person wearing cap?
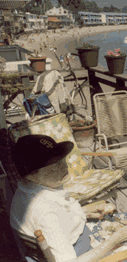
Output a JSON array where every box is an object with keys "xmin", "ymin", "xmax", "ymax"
[{"xmin": 10, "ymin": 135, "xmax": 92, "ymax": 262}]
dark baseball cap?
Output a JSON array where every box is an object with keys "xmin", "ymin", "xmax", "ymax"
[{"xmin": 12, "ymin": 135, "xmax": 74, "ymax": 177}]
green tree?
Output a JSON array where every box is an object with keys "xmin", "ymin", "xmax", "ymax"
[
  {"xmin": 57, "ymin": 0, "xmax": 85, "ymax": 11},
  {"xmin": 109, "ymin": 4, "xmax": 120, "ymax": 12},
  {"xmin": 44, "ymin": 0, "xmax": 53, "ymax": 12},
  {"xmin": 102, "ymin": 4, "xmax": 120, "ymax": 13},
  {"xmin": 122, "ymin": 6, "xmax": 127, "ymax": 13},
  {"xmin": 102, "ymin": 6, "xmax": 110, "ymax": 12},
  {"xmin": 20, "ymin": 0, "xmax": 53, "ymax": 14},
  {"xmin": 57, "ymin": 0, "xmax": 101, "ymax": 12},
  {"xmin": 84, "ymin": 1, "xmax": 101, "ymax": 12}
]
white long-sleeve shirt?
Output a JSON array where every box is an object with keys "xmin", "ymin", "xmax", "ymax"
[{"xmin": 10, "ymin": 181, "xmax": 86, "ymax": 262}]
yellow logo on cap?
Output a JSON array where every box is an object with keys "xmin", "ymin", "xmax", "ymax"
[{"xmin": 40, "ymin": 139, "xmax": 53, "ymax": 148}]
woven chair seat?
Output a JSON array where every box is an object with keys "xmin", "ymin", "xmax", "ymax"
[
  {"xmin": 109, "ymin": 147, "xmax": 127, "ymax": 169},
  {"xmin": 94, "ymin": 91, "xmax": 127, "ymax": 169},
  {"xmin": 95, "ymin": 93, "xmax": 127, "ymax": 137}
]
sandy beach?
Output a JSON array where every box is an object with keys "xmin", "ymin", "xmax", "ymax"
[
  {"xmin": 11, "ymin": 23, "xmax": 127, "ymax": 107},
  {"xmin": 14, "ymin": 24, "xmax": 127, "ymax": 70}
]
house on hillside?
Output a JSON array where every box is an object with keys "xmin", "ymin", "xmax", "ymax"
[
  {"xmin": 46, "ymin": 6, "xmax": 75, "ymax": 29},
  {"xmin": 18, "ymin": 12, "xmax": 48, "ymax": 32}
]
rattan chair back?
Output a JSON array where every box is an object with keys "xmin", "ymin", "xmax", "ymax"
[
  {"xmin": 94, "ymin": 91, "xmax": 127, "ymax": 169},
  {"xmin": 94, "ymin": 91, "xmax": 127, "ymax": 139}
]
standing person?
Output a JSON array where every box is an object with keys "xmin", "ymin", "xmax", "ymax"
[{"xmin": 10, "ymin": 134, "xmax": 92, "ymax": 262}]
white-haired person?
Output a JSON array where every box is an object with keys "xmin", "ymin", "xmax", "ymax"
[{"xmin": 10, "ymin": 135, "xmax": 92, "ymax": 262}]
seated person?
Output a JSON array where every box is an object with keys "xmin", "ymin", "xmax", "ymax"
[{"xmin": 10, "ymin": 134, "xmax": 92, "ymax": 262}]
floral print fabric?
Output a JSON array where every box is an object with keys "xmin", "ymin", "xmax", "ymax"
[
  {"xmin": 63, "ymin": 169, "xmax": 123, "ymax": 203},
  {"xmin": 9, "ymin": 113, "xmax": 124, "ymax": 203}
]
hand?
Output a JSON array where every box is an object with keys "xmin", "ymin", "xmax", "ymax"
[{"xmin": 82, "ymin": 200, "xmax": 116, "ymax": 220}]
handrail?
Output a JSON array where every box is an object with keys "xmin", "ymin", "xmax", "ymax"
[
  {"xmin": 0, "ymin": 67, "xmax": 86, "ymax": 78},
  {"xmin": 87, "ymin": 66, "xmax": 127, "ymax": 95},
  {"xmin": 88, "ymin": 66, "xmax": 127, "ymax": 84},
  {"xmin": 88, "ymin": 66, "xmax": 127, "ymax": 80}
]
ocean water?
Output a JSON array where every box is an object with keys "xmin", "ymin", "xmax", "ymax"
[{"xmin": 65, "ymin": 30, "xmax": 127, "ymax": 70}]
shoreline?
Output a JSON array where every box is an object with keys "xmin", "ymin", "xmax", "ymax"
[
  {"xmin": 16, "ymin": 24, "xmax": 127, "ymax": 47},
  {"xmin": 15, "ymin": 24, "xmax": 127, "ymax": 70}
]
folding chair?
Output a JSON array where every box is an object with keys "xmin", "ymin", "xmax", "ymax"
[
  {"xmin": 0, "ymin": 116, "xmax": 126, "ymax": 262},
  {"xmin": 0, "ymin": 128, "xmax": 48, "ymax": 262},
  {"xmin": 8, "ymin": 113, "xmax": 124, "ymax": 205},
  {"xmin": 93, "ymin": 91, "xmax": 127, "ymax": 170},
  {"xmin": 12, "ymin": 228, "xmax": 48, "ymax": 262}
]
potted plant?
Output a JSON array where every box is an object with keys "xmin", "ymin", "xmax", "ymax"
[
  {"xmin": 28, "ymin": 50, "xmax": 47, "ymax": 73},
  {"xmin": 69, "ymin": 117, "xmax": 97, "ymax": 148},
  {"xmin": 104, "ymin": 48, "xmax": 126, "ymax": 75},
  {"xmin": 76, "ymin": 42, "xmax": 100, "ymax": 68}
]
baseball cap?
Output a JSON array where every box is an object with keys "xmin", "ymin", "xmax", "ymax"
[{"xmin": 12, "ymin": 135, "xmax": 74, "ymax": 177}]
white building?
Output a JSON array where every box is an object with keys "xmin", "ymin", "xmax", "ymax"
[
  {"xmin": 46, "ymin": 6, "xmax": 75, "ymax": 28},
  {"xmin": 78, "ymin": 12, "xmax": 127, "ymax": 26},
  {"xmin": 19, "ymin": 12, "xmax": 48, "ymax": 32},
  {"xmin": 78, "ymin": 12, "xmax": 103, "ymax": 26},
  {"xmin": 101, "ymin": 12, "xmax": 127, "ymax": 25}
]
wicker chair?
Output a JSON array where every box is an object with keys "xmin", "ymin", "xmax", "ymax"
[
  {"xmin": 8, "ymin": 113, "xmax": 124, "ymax": 205},
  {"xmin": 93, "ymin": 91, "xmax": 127, "ymax": 170},
  {"xmin": 0, "ymin": 116, "xmax": 125, "ymax": 262}
]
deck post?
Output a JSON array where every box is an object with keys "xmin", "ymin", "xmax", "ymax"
[
  {"xmin": 116, "ymin": 78, "xmax": 126, "ymax": 91},
  {"xmin": 88, "ymin": 69, "xmax": 96, "ymax": 116},
  {"xmin": 88, "ymin": 68, "xmax": 102, "ymax": 116},
  {"xmin": 88, "ymin": 68, "xmax": 95, "ymax": 86}
]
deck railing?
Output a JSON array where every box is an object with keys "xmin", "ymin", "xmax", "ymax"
[
  {"xmin": 2, "ymin": 66, "xmax": 127, "ymax": 116},
  {"xmin": 88, "ymin": 66, "xmax": 127, "ymax": 92},
  {"xmin": 87, "ymin": 66, "xmax": 127, "ymax": 115}
]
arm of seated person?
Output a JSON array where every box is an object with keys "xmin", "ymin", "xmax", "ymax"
[
  {"xmin": 42, "ymin": 212, "xmax": 77, "ymax": 262},
  {"xmin": 81, "ymin": 201, "xmax": 116, "ymax": 219}
]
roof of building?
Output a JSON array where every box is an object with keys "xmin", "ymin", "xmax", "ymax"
[
  {"xmin": 48, "ymin": 17, "xmax": 61, "ymax": 22},
  {"xmin": 78, "ymin": 12, "xmax": 101, "ymax": 15},
  {"xmin": 0, "ymin": 44, "xmax": 32, "ymax": 54},
  {"xmin": 48, "ymin": 17, "xmax": 60, "ymax": 20},
  {"xmin": 78, "ymin": 11, "xmax": 127, "ymax": 16}
]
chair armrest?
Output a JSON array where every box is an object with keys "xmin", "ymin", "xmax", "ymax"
[
  {"xmin": 81, "ymin": 152, "xmax": 115, "ymax": 157},
  {"xmin": 98, "ymin": 250, "xmax": 127, "ymax": 262},
  {"xmin": 95, "ymin": 133, "xmax": 109, "ymax": 151},
  {"xmin": 69, "ymin": 226, "xmax": 127, "ymax": 262},
  {"xmin": 35, "ymin": 230, "xmax": 56, "ymax": 262}
]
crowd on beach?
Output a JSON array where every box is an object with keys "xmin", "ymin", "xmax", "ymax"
[
  {"xmin": 15, "ymin": 24, "xmax": 127, "ymax": 51},
  {"xmin": 13, "ymin": 23, "xmax": 127, "ymax": 69}
]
